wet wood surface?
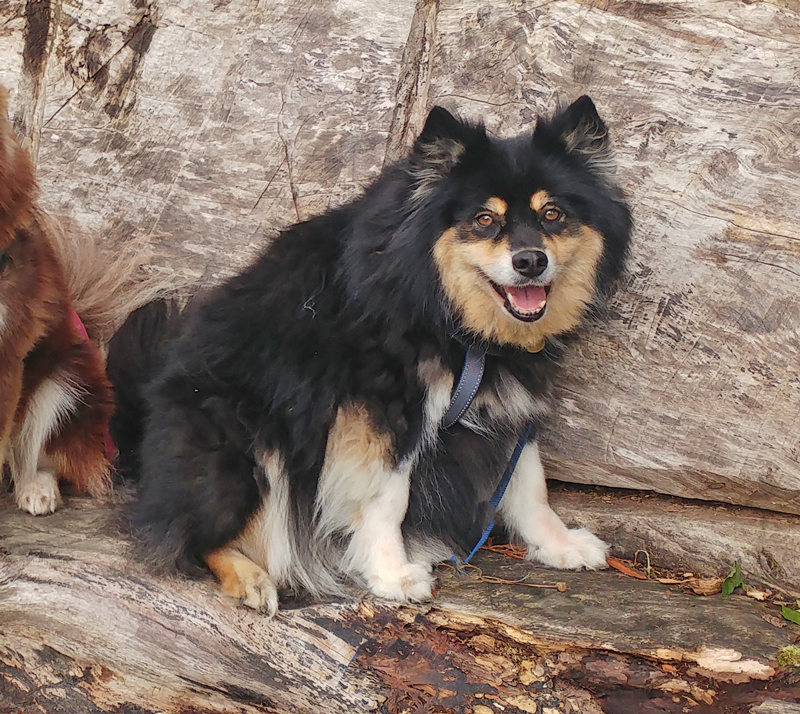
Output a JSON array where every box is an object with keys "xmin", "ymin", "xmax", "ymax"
[
  {"xmin": 0, "ymin": 0, "xmax": 798, "ymax": 514},
  {"xmin": 1, "ymin": 497, "xmax": 799, "ymax": 714}
]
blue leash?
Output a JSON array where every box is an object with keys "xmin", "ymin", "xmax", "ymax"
[
  {"xmin": 442, "ymin": 346, "xmax": 534, "ymax": 564},
  {"xmin": 461, "ymin": 417, "xmax": 534, "ymax": 564}
]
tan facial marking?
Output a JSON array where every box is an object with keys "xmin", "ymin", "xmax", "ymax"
[
  {"xmin": 484, "ymin": 197, "xmax": 508, "ymax": 216},
  {"xmin": 538, "ymin": 225, "xmax": 604, "ymax": 334},
  {"xmin": 434, "ymin": 224, "xmax": 605, "ymax": 351},
  {"xmin": 530, "ymin": 190, "xmax": 552, "ymax": 212}
]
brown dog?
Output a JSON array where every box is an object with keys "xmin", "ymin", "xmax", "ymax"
[{"xmin": 0, "ymin": 86, "xmax": 169, "ymax": 514}]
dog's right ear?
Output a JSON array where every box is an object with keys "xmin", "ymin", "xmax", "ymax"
[
  {"xmin": 408, "ymin": 107, "xmax": 485, "ymax": 202},
  {"xmin": 0, "ymin": 86, "xmax": 35, "ymax": 238}
]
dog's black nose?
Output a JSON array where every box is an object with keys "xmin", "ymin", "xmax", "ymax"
[{"xmin": 512, "ymin": 250, "xmax": 548, "ymax": 278}]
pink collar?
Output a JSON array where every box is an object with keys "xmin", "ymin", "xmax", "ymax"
[{"xmin": 69, "ymin": 306, "xmax": 117, "ymax": 463}]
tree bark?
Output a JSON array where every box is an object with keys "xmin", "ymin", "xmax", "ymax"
[
  {"xmin": 0, "ymin": 0, "xmax": 797, "ymax": 514},
  {"xmin": 2, "ymin": 498, "xmax": 799, "ymax": 713}
]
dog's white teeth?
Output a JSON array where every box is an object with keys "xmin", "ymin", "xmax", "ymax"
[{"xmin": 505, "ymin": 285, "xmax": 547, "ymax": 314}]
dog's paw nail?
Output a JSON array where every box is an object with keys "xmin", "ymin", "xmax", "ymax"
[{"xmin": 241, "ymin": 573, "xmax": 279, "ymax": 616}]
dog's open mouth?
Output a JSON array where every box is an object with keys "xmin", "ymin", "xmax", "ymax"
[{"xmin": 490, "ymin": 282, "xmax": 551, "ymax": 322}]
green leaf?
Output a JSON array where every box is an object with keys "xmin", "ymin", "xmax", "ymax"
[
  {"xmin": 781, "ymin": 605, "xmax": 800, "ymax": 626},
  {"xmin": 721, "ymin": 562, "xmax": 745, "ymax": 597}
]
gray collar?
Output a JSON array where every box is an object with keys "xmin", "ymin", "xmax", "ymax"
[{"xmin": 441, "ymin": 347, "xmax": 486, "ymax": 429}]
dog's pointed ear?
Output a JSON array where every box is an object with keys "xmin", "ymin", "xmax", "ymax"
[
  {"xmin": 417, "ymin": 106, "xmax": 463, "ymax": 145},
  {"xmin": 409, "ymin": 106, "xmax": 483, "ymax": 202},
  {"xmin": 550, "ymin": 95, "xmax": 615, "ymax": 180}
]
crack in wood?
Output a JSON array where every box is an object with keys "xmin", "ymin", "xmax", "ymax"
[
  {"xmin": 383, "ymin": 0, "xmax": 439, "ymax": 165},
  {"xmin": 45, "ymin": 2, "xmax": 160, "ymax": 126},
  {"xmin": 12, "ymin": 0, "xmax": 60, "ymax": 162}
]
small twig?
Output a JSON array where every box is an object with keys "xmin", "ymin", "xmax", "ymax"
[
  {"xmin": 634, "ymin": 550, "xmax": 653, "ymax": 579},
  {"xmin": 480, "ymin": 543, "xmax": 528, "ymax": 560},
  {"xmin": 463, "ymin": 563, "xmax": 567, "ymax": 592}
]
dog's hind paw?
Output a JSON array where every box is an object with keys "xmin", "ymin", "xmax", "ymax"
[
  {"xmin": 239, "ymin": 570, "xmax": 279, "ymax": 616},
  {"xmin": 527, "ymin": 527, "xmax": 610, "ymax": 570},
  {"xmin": 206, "ymin": 548, "xmax": 280, "ymax": 617},
  {"xmin": 367, "ymin": 562, "xmax": 435, "ymax": 603},
  {"xmin": 15, "ymin": 470, "xmax": 62, "ymax": 516}
]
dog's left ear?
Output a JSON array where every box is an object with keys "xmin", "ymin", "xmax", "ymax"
[
  {"xmin": 550, "ymin": 95, "xmax": 615, "ymax": 181},
  {"xmin": 408, "ymin": 107, "xmax": 485, "ymax": 201}
]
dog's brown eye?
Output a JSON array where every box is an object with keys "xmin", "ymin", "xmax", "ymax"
[
  {"xmin": 543, "ymin": 207, "xmax": 562, "ymax": 222},
  {"xmin": 475, "ymin": 213, "xmax": 494, "ymax": 227}
]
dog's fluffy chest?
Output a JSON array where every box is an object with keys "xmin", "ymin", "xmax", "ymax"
[{"xmin": 418, "ymin": 357, "xmax": 549, "ymax": 442}]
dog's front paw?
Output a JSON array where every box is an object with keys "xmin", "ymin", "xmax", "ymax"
[
  {"xmin": 367, "ymin": 562, "xmax": 435, "ymax": 603},
  {"xmin": 15, "ymin": 470, "xmax": 62, "ymax": 516},
  {"xmin": 527, "ymin": 527, "xmax": 609, "ymax": 570}
]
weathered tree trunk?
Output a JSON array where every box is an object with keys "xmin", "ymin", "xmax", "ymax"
[
  {"xmin": 1, "ymin": 1, "xmax": 800, "ymax": 708},
  {"xmin": 0, "ymin": 0, "xmax": 797, "ymax": 515},
  {"xmin": 1, "ymin": 498, "xmax": 799, "ymax": 714}
]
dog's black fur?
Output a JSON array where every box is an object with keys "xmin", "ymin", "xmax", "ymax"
[{"xmin": 114, "ymin": 96, "xmax": 632, "ymax": 605}]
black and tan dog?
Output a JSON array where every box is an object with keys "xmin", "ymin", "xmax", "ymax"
[{"xmin": 118, "ymin": 96, "xmax": 632, "ymax": 614}]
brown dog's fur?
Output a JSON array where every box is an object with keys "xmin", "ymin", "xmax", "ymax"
[{"xmin": 0, "ymin": 86, "xmax": 171, "ymax": 514}]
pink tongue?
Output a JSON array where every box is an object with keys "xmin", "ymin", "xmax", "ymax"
[{"xmin": 505, "ymin": 285, "xmax": 547, "ymax": 312}]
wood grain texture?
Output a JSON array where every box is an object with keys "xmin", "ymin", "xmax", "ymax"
[
  {"xmin": 0, "ymin": 0, "xmax": 416, "ymax": 281},
  {"xmin": 1, "ymin": 498, "xmax": 798, "ymax": 713},
  {"xmin": 0, "ymin": 1, "xmax": 797, "ymax": 512},
  {"xmin": 428, "ymin": 0, "xmax": 800, "ymax": 513},
  {"xmin": 549, "ymin": 488, "xmax": 800, "ymax": 597}
]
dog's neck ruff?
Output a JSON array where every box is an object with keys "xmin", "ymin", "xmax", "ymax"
[
  {"xmin": 69, "ymin": 306, "xmax": 117, "ymax": 463},
  {"xmin": 443, "ymin": 345, "xmax": 535, "ymax": 565}
]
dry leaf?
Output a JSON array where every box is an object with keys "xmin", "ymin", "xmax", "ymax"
[
  {"xmin": 469, "ymin": 634, "xmax": 497, "ymax": 652},
  {"xmin": 607, "ymin": 557, "xmax": 648, "ymax": 580},
  {"xmin": 746, "ymin": 589, "xmax": 769, "ymax": 601},
  {"xmin": 519, "ymin": 659, "xmax": 547, "ymax": 685},
  {"xmin": 761, "ymin": 613, "xmax": 786, "ymax": 628},
  {"xmin": 505, "ymin": 694, "xmax": 540, "ymax": 713},
  {"xmin": 686, "ymin": 577, "xmax": 724, "ymax": 596}
]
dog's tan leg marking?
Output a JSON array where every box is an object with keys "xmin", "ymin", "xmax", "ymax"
[
  {"xmin": 205, "ymin": 547, "xmax": 279, "ymax": 616},
  {"xmin": 318, "ymin": 405, "xmax": 435, "ymax": 603}
]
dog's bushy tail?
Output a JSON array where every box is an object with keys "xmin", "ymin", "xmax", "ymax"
[
  {"xmin": 106, "ymin": 298, "xmax": 184, "ymax": 480},
  {"xmin": 41, "ymin": 213, "xmax": 180, "ymax": 347}
]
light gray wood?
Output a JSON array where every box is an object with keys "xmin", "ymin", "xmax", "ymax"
[
  {"xmin": 550, "ymin": 489, "xmax": 800, "ymax": 596},
  {"xmin": 428, "ymin": 0, "xmax": 800, "ymax": 514},
  {"xmin": 752, "ymin": 701, "xmax": 800, "ymax": 714},
  {"xmin": 1, "ymin": 498, "xmax": 797, "ymax": 713},
  {"xmin": 0, "ymin": 2, "xmax": 798, "ymax": 508}
]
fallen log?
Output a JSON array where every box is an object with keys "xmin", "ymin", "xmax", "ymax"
[{"xmin": 1, "ymin": 496, "xmax": 798, "ymax": 713}]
